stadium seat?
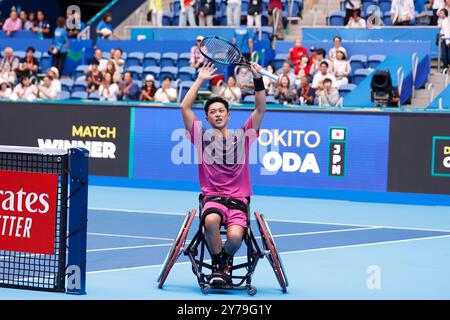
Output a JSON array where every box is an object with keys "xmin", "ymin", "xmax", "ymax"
[
  {"xmin": 103, "ymin": 52, "xmax": 110, "ymax": 59},
  {"xmin": 143, "ymin": 66, "xmax": 161, "ymax": 80},
  {"xmin": 367, "ymin": 55, "xmax": 386, "ymax": 69},
  {"xmin": 34, "ymin": 51, "xmax": 42, "ymax": 60},
  {"xmin": 60, "ymin": 78, "xmax": 74, "ymax": 92},
  {"xmin": 126, "ymin": 65, "xmax": 144, "ymax": 80},
  {"xmin": 383, "ymin": 12, "xmax": 393, "ymax": 26},
  {"xmin": 163, "ymin": 12, "xmax": 173, "ymax": 26},
  {"xmin": 266, "ymin": 96, "xmax": 277, "ymax": 104},
  {"xmin": 15, "ymin": 50, "xmax": 26, "ymax": 59},
  {"xmin": 352, "ymin": 68, "xmax": 373, "ymax": 85},
  {"xmin": 416, "ymin": 10, "xmax": 433, "ymax": 25},
  {"xmin": 242, "ymin": 0, "xmax": 249, "ymax": 14},
  {"xmin": 178, "ymin": 66, "xmax": 196, "ymax": 81},
  {"xmin": 362, "ymin": 1, "xmax": 377, "ymax": 15},
  {"xmin": 243, "ymin": 95, "xmax": 255, "ymax": 103},
  {"xmin": 338, "ymin": 84, "xmax": 357, "ymax": 97},
  {"xmin": 39, "ymin": 52, "xmax": 52, "ymax": 73},
  {"xmin": 179, "ymin": 80, "xmax": 194, "ymax": 101},
  {"xmin": 126, "ymin": 52, "xmax": 144, "ymax": 68},
  {"xmin": 178, "ymin": 52, "xmax": 191, "ymax": 68},
  {"xmin": 133, "ymin": 80, "xmax": 143, "ymax": 88},
  {"xmin": 60, "ymin": 90, "xmax": 70, "ymax": 100},
  {"xmin": 262, "ymin": 13, "xmax": 269, "ymax": 26},
  {"xmin": 72, "ymin": 65, "xmax": 88, "ymax": 80},
  {"xmin": 161, "ymin": 52, "xmax": 178, "ymax": 68},
  {"xmin": 273, "ymin": 53, "xmax": 288, "ymax": 71},
  {"xmin": 71, "ymin": 91, "xmax": 88, "ymax": 100},
  {"xmin": 89, "ymin": 91, "xmax": 100, "ymax": 101},
  {"xmin": 72, "ymin": 80, "xmax": 87, "ymax": 93},
  {"xmin": 172, "ymin": 14, "xmax": 180, "ymax": 26},
  {"xmin": 143, "ymin": 52, "xmax": 161, "ymax": 68},
  {"xmin": 159, "ymin": 66, "xmax": 178, "ymax": 80},
  {"xmin": 328, "ymin": 11, "xmax": 345, "ymax": 26},
  {"xmin": 379, "ymin": 0, "xmax": 392, "ymax": 14},
  {"xmin": 350, "ymin": 55, "xmax": 368, "ymax": 72}
]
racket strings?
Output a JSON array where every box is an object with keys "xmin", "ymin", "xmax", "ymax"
[{"xmin": 200, "ymin": 37, "xmax": 241, "ymax": 65}]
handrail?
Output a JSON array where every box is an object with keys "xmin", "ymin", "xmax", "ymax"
[
  {"xmin": 443, "ymin": 68, "xmax": 449, "ymax": 88},
  {"xmin": 439, "ymin": 97, "xmax": 443, "ymax": 110},
  {"xmin": 412, "ymin": 52, "xmax": 419, "ymax": 98},
  {"xmin": 87, "ymin": 0, "xmax": 119, "ymax": 26},
  {"xmin": 313, "ymin": 8, "xmax": 318, "ymax": 26},
  {"xmin": 78, "ymin": 25, "xmax": 90, "ymax": 40},
  {"xmin": 427, "ymin": 83, "xmax": 435, "ymax": 104},
  {"xmin": 397, "ymin": 67, "xmax": 404, "ymax": 107},
  {"xmin": 273, "ymin": 8, "xmax": 281, "ymax": 49},
  {"xmin": 336, "ymin": 96, "xmax": 344, "ymax": 108},
  {"xmin": 438, "ymin": 35, "xmax": 442, "ymax": 73}
]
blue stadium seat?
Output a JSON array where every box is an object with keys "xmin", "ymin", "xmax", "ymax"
[
  {"xmin": 60, "ymin": 78, "xmax": 74, "ymax": 92},
  {"xmin": 15, "ymin": 50, "xmax": 26, "ymax": 59},
  {"xmin": 338, "ymin": 84, "xmax": 357, "ymax": 97},
  {"xmin": 362, "ymin": 1, "xmax": 377, "ymax": 15},
  {"xmin": 367, "ymin": 54, "xmax": 386, "ymax": 69},
  {"xmin": 126, "ymin": 52, "xmax": 144, "ymax": 68},
  {"xmin": 143, "ymin": 52, "xmax": 161, "ymax": 68},
  {"xmin": 163, "ymin": 12, "xmax": 173, "ymax": 26},
  {"xmin": 379, "ymin": 0, "xmax": 392, "ymax": 14},
  {"xmin": 71, "ymin": 91, "xmax": 88, "ymax": 100},
  {"xmin": 161, "ymin": 52, "xmax": 178, "ymax": 68},
  {"xmin": 89, "ymin": 91, "xmax": 100, "ymax": 101},
  {"xmin": 133, "ymin": 80, "xmax": 143, "ymax": 89},
  {"xmin": 103, "ymin": 52, "xmax": 110, "ymax": 59},
  {"xmin": 60, "ymin": 90, "xmax": 70, "ymax": 100},
  {"xmin": 273, "ymin": 53, "xmax": 288, "ymax": 71},
  {"xmin": 39, "ymin": 52, "xmax": 52, "ymax": 73},
  {"xmin": 159, "ymin": 66, "xmax": 178, "ymax": 80},
  {"xmin": 328, "ymin": 11, "xmax": 345, "ymax": 26},
  {"xmin": 179, "ymin": 80, "xmax": 194, "ymax": 101},
  {"xmin": 72, "ymin": 80, "xmax": 87, "ymax": 93},
  {"xmin": 352, "ymin": 68, "xmax": 373, "ymax": 85},
  {"xmin": 266, "ymin": 96, "xmax": 277, "ymax": 104},
  {"xmin": 350, "ymin": 55, "xmax": 368, "ymax": 72},
  {"xmin": 383, "ymin": 12, "xmax": 393, "ymax": 26},
  {"xmin": 172, "ymin": 14, "xmax": 180, "ymax": 26},
  {"xmin": 243, "ymin": 95, "xmax": 255, "ymax": 103},
  {"xmin": 242, "ymin": 0, "xmax": 249, "ymax": 14},
  {"xmin": 126, "ymin": 66, "xmax": 144, "ymax": 80},
  {"xmin": 143, "ymin": 66, "xmax": 161, "ymax": 81},
  {"xmin": 72, "ymin": 65, "xmax": 88, "ymax": 80},
  {"xmin": 34, "ymin": 51, "xmax": 42, "ymax": 60},
  {"xmin": 262, "ymin": 14, "xmax": 269, "ymax": 26},
  {"xmin": 178, "ymin": 66, "xmax": 196, "ymax": 81},
  {"xmin": 178, "ymin": 52, "xmax": 191, "ymax": 68}
]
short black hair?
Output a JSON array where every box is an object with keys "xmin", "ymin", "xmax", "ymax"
[
  {"xmin": 163, "ymin": 76, "xmax": 172, "ymax": 81},
  {"xmin": 26, "ymin": 47, "xmax": 35, "ymax": 53},
  {"xmin": 320, "ymin": 61, "xmax": 329, "ymax": 68},
  {"xmin": 323, "ymin": 78, "xmax": 332, "ymax": 84},
  {"xmin": 333, "ymin": 36, "xmax": 342, "ymax": 42},
  {"xmin": 316, "ymin": 48, "xmax": 326, "ymax": 56},
  {"xmin": 204, "ymin": 97, "xmax": 229, "ymax": 115},
  {"xmin": 90, "ymin": 58, "xmax": 100, "ymax": 65}
]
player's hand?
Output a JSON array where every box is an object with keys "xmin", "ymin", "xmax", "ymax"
[
  {"xmin": 198, "ymin": 62, "xmax": 217, "ymax": 81},
  {"xmin": 250, "ymin": 62, "xmax": 262, "ymax": 79}
]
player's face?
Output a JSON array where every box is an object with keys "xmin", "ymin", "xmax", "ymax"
[{"xmin": 206, "ymin": 102, "xmax": 230, "ymax": 130}]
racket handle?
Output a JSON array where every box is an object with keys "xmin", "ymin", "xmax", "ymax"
[{"xmin": 258, "ymin": 68, "xmax": 279, "ymax": 81}]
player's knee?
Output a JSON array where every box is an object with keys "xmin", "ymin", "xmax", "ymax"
[
  {"xmin": 203, "ymin": 213, "xmax": 221, "ymax": 231},
  {"xmin": 227, "ymin": 229, "xmax": 243, "ymax": 244}
]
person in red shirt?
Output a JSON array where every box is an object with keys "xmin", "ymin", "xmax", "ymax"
[{"xmin": 288, "ymin": 39, "xmax": 308, "ymax": 67}]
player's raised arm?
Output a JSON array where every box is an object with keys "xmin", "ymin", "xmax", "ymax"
[
  {"xmin": 180, "ymin": 62, "xmax": 217, "ymax": 131},
  {"xmin": 249, "ymin": 62, "xmax": 267, "ymax": 131}
]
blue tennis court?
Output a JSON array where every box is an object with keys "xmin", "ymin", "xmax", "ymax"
[{"xmin": 1, "ymin": 186, "xmax": 450, "ymax": 300}]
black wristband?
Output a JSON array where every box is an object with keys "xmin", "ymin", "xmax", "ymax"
[{"xmin": 253, "ymin": 76, "xmax": 265, "ymax": 92}]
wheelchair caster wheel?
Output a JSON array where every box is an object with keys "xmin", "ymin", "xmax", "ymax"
[
  {"xmin": 247, "ymin": 285, "xmax": 257, "ymax": 296},
  {"xmin": 201, "ymin": 284, "xmax": 211, "ymax": 294}
]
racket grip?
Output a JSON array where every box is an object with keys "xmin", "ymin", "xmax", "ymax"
[{"xmin": 258, "ymin": 68, "xmax": 279, "ymax": 81}]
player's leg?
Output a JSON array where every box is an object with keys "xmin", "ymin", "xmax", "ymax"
[
  {"xmin": 224, "ymin": 225, "xmax": 244, "ymax": 256},
  {"xmin": 247, "ymin": 14, "xmax": 254, "ymax": 28},
  {"xmin": 204, "ymin": 213, "xmax": 222, "ymax": 257}
]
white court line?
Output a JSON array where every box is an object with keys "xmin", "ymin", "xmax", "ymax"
[
  {"xmin": 87, "ymin": 243, "xmax": 174, "ymax": 253},
  {"xmin": 88, "ymin": 232, "xmax": 174, "ymax": 241},
  {"xmin": 88, "ymin": 206, "xmax": 450, "ymax": 233},
  {"xmin": 87, "ymin": 234, "xmax": 450, "ymax": 274}
]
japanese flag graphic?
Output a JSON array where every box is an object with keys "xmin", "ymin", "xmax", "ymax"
[{"xmin": 331, "ymin": 129, "xmax": 346, "ymax": 141}]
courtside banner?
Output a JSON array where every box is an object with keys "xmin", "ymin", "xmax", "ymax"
[
  {"xmin": 0, "ymin": 170, "xmax": 58, "ymax": 254},
  {"xmin": 0, "ymin": 102, "xmax": 130, "ymax": 177}
]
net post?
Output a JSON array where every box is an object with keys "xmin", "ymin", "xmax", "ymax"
[{"xmin": 66, "ymin": 148, "xmax": 89, "ymax": 295}]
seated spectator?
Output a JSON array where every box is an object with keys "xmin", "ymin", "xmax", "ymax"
[
  {"xmin": 318, "ymin": 78, "xmax": 340, "ymax": 107},
  {"xmin": 263, "ymin": 64, "xmax": 277, "ymax": 96},
  {"xmin": 0, "ymin": 62, "xmax": 16, "ymax": 85},
  {"xmin": 180, "ymin": 0, "xmax": 197, "ymax": 26},
  {"xmin": 236, "ymin": 67, "xmax": 255, "ymax": 98},
  {"xmin": 391, "ymin": 0, "xmax": 415, "ymax": 25},
  {"xmin": 67, "ymin": 11, "xmax": 86, "ymax": 39},
  {"xmin": 96, "ymin": 12, "xmax": 113, "ymax": 39},
  {"xmin": 10, "ymin": 75, "xmax": 36, "ymax": 101},
  {"xmin": 20, "ymin": 10, "xmax": 33, "ymax": 31},
  {"xmin": 99, "ymin": 72, "xmax": 120, "ymax": 101},
  {"xmin": 227, "ymin": 0, "xmax": 242, "ymax": 27},
  {"xmin": 346, "ymin": 9, "xmax": 367, "ymax": 28},
  {"xmin": 344, "ymin": 1, "xmax": 363, "ymax": 25},
  {"xmin": 247, "ymin": 0, "xmax": 263, "ymax": 28},
  {"xmin": 154, "ymin": 76, "xmax": 177, "ymax": 103},
  {"xmin": 295, "ymin": 76, "xmax": 315, "ymax": 105},
  {"xmin": 309, "ymin": 48, "xmax": 327, "ymax": 76},
  {"xmin": 87, "ymin": 49, "xmax": 108, "ymax": 73},
  {"xmin": 140, "ymin": 74, "xmax": 157, "ymax": 102},
  {"xmin": 36, "ymin": 75, "xmax": 59, "ymax": 100},
  {"xmin": 197, "ymin": 0, "xmax": 215, "ymax": 26},
  {"xmin": 105, "ymin": 60, "xmax": 121, "ymax": 82},
  {"xmin": 288, "ymin": 39, "xmax": 308, "ymax": 67},
  {"xmin": 119, "ymin": 71, "xmax": 140, "ymax": 101},
  {"xmin": 149, "ymin": 0, "xmax": 163, "ymax": 27},
  {"xmin": 190, "ymin": 36, "xmax": 205, "ymax": 69},
  {"xmin": 275, "ymin": 75, "xmax": 296, "ymax": 104},
  {"xmin": 294, "ymin": 56, "xmax": 311, "ymax": 87},
  {"xmin": 331, "ymin": 50, "xmax": 351, "ymax": 88},
  {"xmin": 312, "ymin": 61, "xmax": 337, "ymax": 93},
  {"xmin": 86, "ymin": 60, "xmax": 103, "ymax": 94},
  {"xmin": 328, "ymin": 37, "xmax": 347, "ymax": 62},
  {"xmin": 3, "ymin": 10, "xmax": 22, "ymax": 37},
  {"xmin": 1, "ymin": 47, "xmax": 20, "ymax": 72},
  {"xmin": 277, "ymin": 62, "xmax": 296, "ymax": 88},
  {"xmin": 32, "ymin": 11, "xmax": 50, "ymax": 39},
  {"xmin": 0, "ymin": 81, "xmax": 12, "ymax": 99},
  {"xmin": 439, "ymin": 9, "xmax": 450, "ymax": 68},
  {"xmin": 110, "ymin": 48, "xmax": 125, "ymax": 74},
  {"xmin": 218, "ymin": 76, "xmax": 241, "ymax": 103},
  {"xmin": 17, "ymin": 47, "xmax": 39, "ymax": 79},
  {"xmin": 47, "ymin": 67, "xmax": 61, "ymax": 98}
]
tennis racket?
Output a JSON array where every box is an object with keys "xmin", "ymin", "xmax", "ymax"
[{"xmin": 199, "ymin": 36, "xmax": 279, "ymax": 81}]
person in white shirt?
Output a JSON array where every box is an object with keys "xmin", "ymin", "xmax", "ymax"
[
  {"xmin": 345, "ymin": 0, "xmax": 363, "ymax": 25},
  {"xmin": 318, "ymin": 78, "xmax": 340, "ymax": 107},
  {"xmin": 0, "ymin": 81, "xmax": 12, "ymax": 99},
  {"xmin": 328, "ymin": 36, "xmax": 347, "ymax": 61},
  {"xmin": 391, "ymin": 0, "xmax": 415, "ymax": 25},
  {"xmin": 218, "ymin": 76, "xmax": 241, "ymax": 103},
  {"xmin": 37, "ymin": 75, "xmax": 59, "ymax": 100},
  {"xmin": 227, "ymin": 0, "xmax": 242, "ymax": 26},
  {"xmin": 263, "ymin": 64, "xmax": 277, "ymax": 96},
  {"xmin": 180, "ymin": 0, "xmax": 197, "ymax": 26},
  {"xmin": 432, "ymin": 0, "xmax": 444, "ymax": 25},
  {"xmin": 346, "ymin": 9, "xmax": 367, "ymax": 28},
  {"xmin": 85, "ymin": 49, "xmax": 108, "ymax": 74},
  {"xmin": 331, "ymin": 50, "xmax": 351, "ymax": 88},
  {"xmin": 109, "ymin": 48, "xmax": 125, "ymax": 75},
  {"xmin": 154, "ymin": 76, "xmax": 177, "ymax": 103},
  {"xmin": 439, "ymin": 9, "xmax": 450, "ymax": 68},
  {"xmin": 0, "ymin": 62, "xmax": 16, "ymax": 84},
  {"xmin": 312, "ymin": 61, "xmax": 337, "ymax": 93},
  {"xmin": 277, "ymin": 62, "xmax": 297, "ymax": 89},
  {"xmin": 99, "ymin": 72, "xmax": 120, "ymax": 101},
  {"xmin": 47, "ymin": 67, "xmax": 61, "ymax": 99},
  {"xmin": 10, "ymin": 75, "xmax": 37, "ymax": 101}
]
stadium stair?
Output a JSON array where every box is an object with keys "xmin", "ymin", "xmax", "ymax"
[{"xmin": 406, "ymin": 72, "xmax": 448, "ymax": 109}]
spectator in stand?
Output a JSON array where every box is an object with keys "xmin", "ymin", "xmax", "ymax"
[
  {"xmin": 149, "ymin": 0, "xmax": 163, "ymax": 27},
  {"xmin": 190, "ymin": 36, "xmax": 206, "ymax": 69},
  {"xmin": 439, "ymin": 9, "xmax": 450, "ymax": 68},
  {"xmin": 32, "ymin": 11, "xmax": 50, "ymax": 39},
  {"xmin": 1, "ymin": 47, "xmax": 20, "ymax": 72},
  {"xmin": 275, "ymin": 75, "xmax": 296, "ymax": 104},
  {"xmin": 346, "ymin": 9, "xmax": 367, "ymax": 27},
  {"xmin": 218, "ymin": 76, "xmax": 241, "ymax": 103},
  {"xmin": 99, "ymin": 72, "xmax": 120, "ymax": 101},
  {"xmin": 36, "ymin": 75, "xmax": 60, "ymax": 100},
  {"xmin": 318, "ymin": 78, "xmax": 340, "ymax": 107},
  {"xmin": 197, "ymin": 0, "xmax": 215, "ymax": 26},
  {"xmin": 86, "ymin": 59, "xmax": 103, "ymax": 94},
  {"xmin": 294, "ymin": 56, "xmax": 311, "ymax": 87},
  {"xmin": 331, "ymin": 49, "xmax": 351, "ymax": 88},
  {"xmin": 47, "ymin": 67, "xmax": 62, "ymax": 98},
  {"xmin": 328, "ymin": 37, "xmax": 347, "ymax": 62},
  {"xmin": 247, "ymin": 0, "xmax": 263, "ymax": 28},
  {"xmin": 105, "ymin": 60, "xmax": 121, "ymax": 82},
  {"xmin": 295, "ymin": 76, "xmax": 315, "ymax": 105},
  {"xmin": 227, "ymin": 0, "xmax": 242, "ymax": 27},
  {"xmin": 87, "ymin": 49, "xmax": 108, "ymax": 73},
  {"xmin": 20, "ymin": 10, "xmax": 33, "ymax": 31},
  {"xmin": 288, "ymin": 39, "xmax": 308, "ymax": 68},
  {"xmin": 236, "ymin": 67, "xmax": 255, "ymax": 98},
  {"xmin": 10, "ymin": 74, "xmax": 36, "ymax": 101},
  {"xmin": 96, "ymin": 12, "xmax": 114, "ymax": 39},
  {"xmin": 0, "ymin": 11, "xmax": 5, "ymax": 30},
  {"xmin": 312, "ymin": 61, "xmax": 337, "ymax": 93},
  {"xmin": 119, "ymin": 71, "xmax": 140, "ymax": 100},
  {"xmin": 17, "ymin": 47, "xmax": 39, "ymax": 79},
  {"xmin": 67, "ymin": 11, "xmax": 86, "ymax": 38},
  {"xmin": 140, "ymin": 74, "xmax": 157, "ymax": 101},
  {"xmin": 269, "ymin": 0, "xmax": 284, "ymax": 39},
  {"xmin": 3, "ymin": 10, "xmax": 22, "ymax": 37},
  {"xmin": 263, "ymin": 64, "xmax": 277, "ymax": 96},
  {"xmin": 0, "ymin": 81, "xmax": 12, "ymax": 99},
  {"xmin": 0, "ymin": 62, "xmax": 16, "ymax": 86},
  {"xmin": 52, "ymin": 17, "xmax": 69, "ymax": 75},
  {"xmin": 109, "ymin": 48, "xmax": 125, "ymax": 74},
  {"xmin": 180, "ymin": 0, "xmax": 197, "ymax": 26},
  {"xmin": 277, "ymin": 62, "xmax": 296, "ymax": 88},
  {"xmin": 391, "ymin": 0, "xmax": 415, "ymax": 25},
  {"xmin": 154, "ymin": 76, "xmax": 177, "ymax": 103},
  {"xmin": 344, "ymin": 0, "xmax": 363, "ymax": 25},
  {"xmin": 431, "ymin": 0, "xmax": 444, "ymax": 25},
  {"xmin": 309, "ymin": 48, "xmax": 327, "ymax": 76}
]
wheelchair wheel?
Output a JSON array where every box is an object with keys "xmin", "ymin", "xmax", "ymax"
[
  {"xmin": 254, "ymin": 211, "xmax": 289, "ymax": 293},
  {"xmin": 157, "ymin": 209, "xmax": 196, "ymax": 288}
]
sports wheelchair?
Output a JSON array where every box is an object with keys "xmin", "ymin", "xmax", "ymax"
[{"xmin": 157, "ymin": 194, "xmax": 288, "ymax": 295}]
